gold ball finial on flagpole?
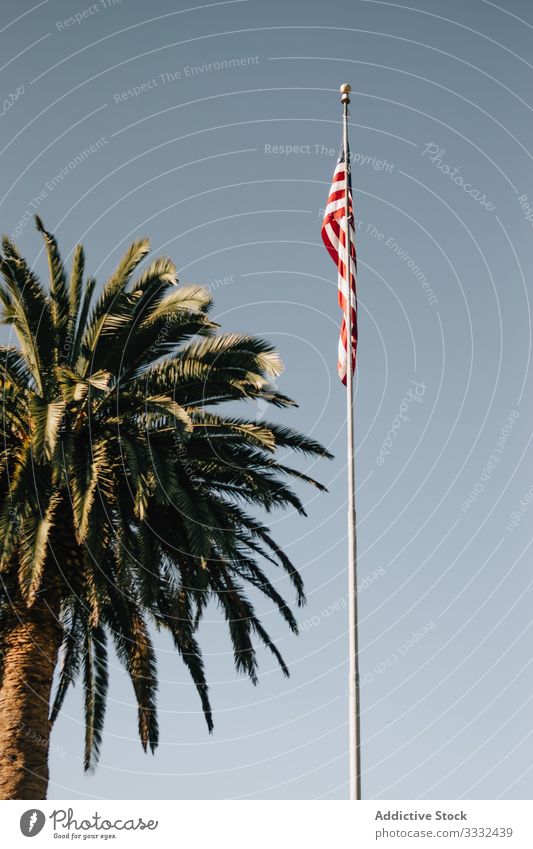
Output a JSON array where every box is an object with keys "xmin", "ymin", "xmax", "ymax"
[{"xmin": 340, "ymin": 83, "xmax": 351, "ymax": 104}]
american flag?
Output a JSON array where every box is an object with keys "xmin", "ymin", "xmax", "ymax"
[{"xmin": 321, "ymin": 147, "xmax": 357, "ymax": 384}]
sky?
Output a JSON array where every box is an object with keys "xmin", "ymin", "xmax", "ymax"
[{"xmin": 1, "ymin": 0, "xmax": 532, "ymax": 801}]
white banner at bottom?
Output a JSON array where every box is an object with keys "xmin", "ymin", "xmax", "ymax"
[{"xmin": 1, "ymin": 800, "xmax": 531, "ymax": 848}]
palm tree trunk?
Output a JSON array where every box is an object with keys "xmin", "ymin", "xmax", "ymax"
[{"xmin": 0, "ymin": 589, "xmax": 62, "ymax": 799}]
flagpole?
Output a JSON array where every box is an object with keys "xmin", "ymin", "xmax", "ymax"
[{"xmin": 340, "ymin": 82, "xmax": 362, "ymax": 801}]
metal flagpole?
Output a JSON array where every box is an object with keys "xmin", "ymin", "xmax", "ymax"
[{"xmin": 340, "ymin": 82, "xmax": 362, "ymax": 801}]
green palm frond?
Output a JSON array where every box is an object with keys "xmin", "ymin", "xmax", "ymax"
[
  {"xmin": 83, "ymin": 624, "xmax": 108, "ymax": 771},
  {"xmin": 68, "ymin": 243, "xmax": 85, "ymax": 324},
  {"xmin": 67, "ymin": 438, "xmax": 109, "ymax": 542},
  {"xmin": 0, "ymin": 443, "xmax": 36, "ymax": 571},
  {"xmin": 181, "ymin": 333, "xmax": 285, "ymax": 378},
  {"xmin": 107, "ymin": 597, "xmax": 158, "ymax": 753},
  {"xmin": 79, "ymin": 239, "xmax": 150, "ymax": 370},
  {"xmin": 50, "ymin": 600, "xmax": 84, "ymax": 724},
  {"xmin": 155, "ymin": 572, "xmax": 213, "ymax": 731},
  {"xmin": 0, "ymin": 345, "xmax": 34, "ymax": 392},
  {"xmin": 0, "ymin": 238, "xmax": 55, "ymax": 393},
  {"xmin": 35, "ymin": 216, "xmax": 69, "ymax": 347},
  {"xmin": 0, "ymin": 220, "xmax": 332, "ymax": 772},
  {"xmin": 28, "ymin": 396, "xmax": 65, "ymax": 462},
  {"xmin": 57, "ymin": 365, "xmax": 111, "ymax": 404},
  {"xmin": 140, "ymin": 285, "xmax": 212, "ymax": 326},
  {"xmin": 131, "ymin": 256, "xmax": 177, "ymax": 293},
  {"xmin": 18, "ymin": 489, "xmax": 61, "ymax": 605},
  {"xmin": 71, "ymin": 276, "xmax": 95, "ymax": 367}
]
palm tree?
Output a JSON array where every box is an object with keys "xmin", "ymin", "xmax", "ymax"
[{"xmin": 0, "ymin": 218, "xmax": 331, "ymax": 799}]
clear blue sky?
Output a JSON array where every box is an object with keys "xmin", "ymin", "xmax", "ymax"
[{"xmin": 1, "ymin": 0, "xmax": 532, "ymax": 800}]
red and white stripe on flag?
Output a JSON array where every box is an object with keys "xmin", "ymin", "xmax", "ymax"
[{"xmin": 321, "ymin": 148, "xmax": 357, "ymax": 384}]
